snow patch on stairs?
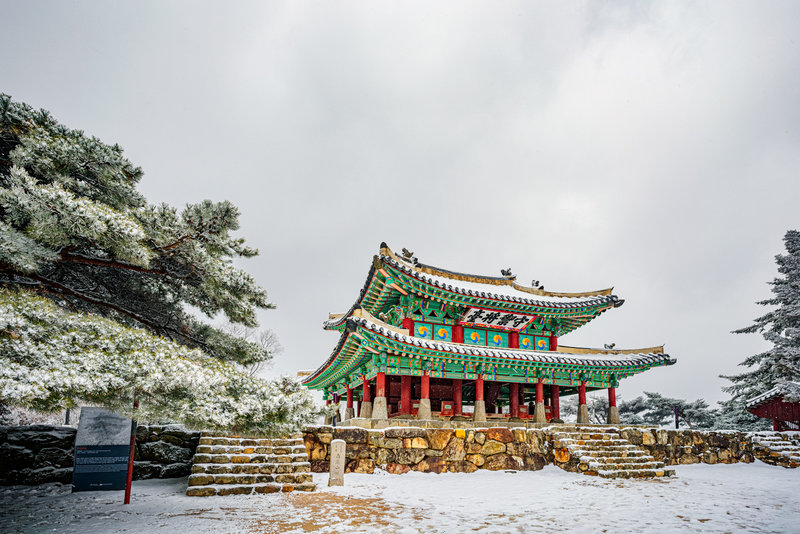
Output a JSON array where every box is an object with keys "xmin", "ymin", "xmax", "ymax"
[
  {"xmin": 549, "ymin": 426, "xmax": 675, "ymax": 479},
  {"xmin": 185, "ymin": 433, "xmax": 316, "ymax": 496},
  {"xmin": 749, "ymin": 431, "xmax": 800, "ymax": 468}
]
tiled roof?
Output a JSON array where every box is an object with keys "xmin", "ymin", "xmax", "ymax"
[{"xmin": 746, "ymin": 381, "xmax": 800, "ymax": 408}]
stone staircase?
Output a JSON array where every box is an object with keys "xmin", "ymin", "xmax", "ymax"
[
  {"xmin": 550, "ymin": 426, "xmax": 675, "ymax": 479},
  {"xmin": 749, "ymin": 431, "xmax": 800, "ymax": 469},
  {"xmin": 186, "ymin": 433, "xmax": 315, "ymax": 496}
]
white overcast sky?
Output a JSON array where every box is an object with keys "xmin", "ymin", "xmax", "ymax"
[{"xmin": 3, "ymin": 1, "xmax": 799, "ymax": 404}]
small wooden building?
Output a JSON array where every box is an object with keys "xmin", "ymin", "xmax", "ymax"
[{"xmin": 746, "ymin": 382, "xmax": 800, "ymax": 431}]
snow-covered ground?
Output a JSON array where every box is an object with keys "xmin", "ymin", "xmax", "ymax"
[{"xmin": 1, "ymin": 463, "xmax": 798, "ymax": 533}]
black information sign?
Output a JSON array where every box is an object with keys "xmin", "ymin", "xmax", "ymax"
[{"xmin": 72, "ymin": 407, "xmax": 132, "ymax": 492}]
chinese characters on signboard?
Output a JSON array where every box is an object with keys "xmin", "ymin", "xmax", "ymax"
[{"xmin": 459, "ymin": 307, "xmax": 534, "ymax": 331}]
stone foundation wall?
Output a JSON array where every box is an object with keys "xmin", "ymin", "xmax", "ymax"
[
  {"xmin": 302, "ymin": 426, "xmax": 551, "ymax": 474},
  {"xmin": 617, "ymin": 428, "xmax": 754, "ymax": 465},
  {"xmin": 0, "ymin": 424, "xmax": 200, "ymax": 485},
  {"xmin": 303, "ymin": 425, "xmax": 757, "ymax": 475}
]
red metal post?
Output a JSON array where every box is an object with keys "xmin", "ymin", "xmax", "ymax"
[
  {"xmin": 124, "ymin": 399, "xmax": 138, "ymax": 505},
  {"xmin": 510, "ymin": 382, "xmax": 519, "ymax": 417},
  {"xmin": 453, "ymin": 379, "xmax": 463, "ymax": 415},
  {"xmin": 578, "ymin": 381, "xmax": 586, "ymax": 405},
  {"xmin": 475, "ymin": 376, "xmax": 484, "ymax": 401},
  {"xmin": 608, "ymin": 387, "xmax": 616, "ymax": 407},
  {"xmin": 376, "ymin": 372, "xmax": 386, "ymax": 397},
  {"xmin": 400, "ymin": 375, "xmax": 411, "ymax": 414},
  {"xmin": 551, "ymin": 385, "xmax": 560, "ymax": 419},
  {"xmin": 346, "ymin": 386, "xmax": 353, "ymax": 409},
  {"xmin": 421, "ymin": 373, "xmax": 430, "ymax": 399}
]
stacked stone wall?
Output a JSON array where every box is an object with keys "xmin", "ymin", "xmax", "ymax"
[
  {"xmin": 617, "ymin": 428, "xmax": 754, "ymax": 465},
  {"xmin": 303, "ymin": 425, "xmax": 757, "ymax": 474},
  {"xmin": 303, "ymin": 426, "xmax": 551, "ymax": 474},
  {"xmin": 0, "ymin": 424, "xmax": 200, "ymax": 485}
]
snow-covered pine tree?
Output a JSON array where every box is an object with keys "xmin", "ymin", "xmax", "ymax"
[
  {"xmin": 0, "ymin": 94, "xmax": 316, "ymax": 433},
  {"xmin": 719, "ymin": 229, "xmax": 800, "ymax": 430}
]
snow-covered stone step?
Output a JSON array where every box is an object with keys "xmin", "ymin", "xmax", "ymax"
[
  {"xmin": 192, "ymin": 453, "xmax": 309, "ymax": 464},
  {"xmin": 186, "ymin": 482, "xmax": 316, "ymax": 496},
  {"xmin": 587, "ymin": 456, "xmax": 659, "ymax": 465},
  {"xmin": 587, "ymin": 461, "xmax": 664, "ymax": 471},
  {"xmin": 575, "ymin": 449, "xmax": 649, "ymax": 458},
  {"xmin": 191, "ymin": 462, "xmax": 311, "ymax": 475},
  {"xmin": 557, "ymin": 438, "xmax": 634, "ymax": 447},
  {"xmin": 596, "ymin": 468, "xmax": 675, "ymax": 479},
  {"xmin": 189, "ymin": 472, "xmax": 313, "ymax": 486},
  {"xmin": 195, "ymin": 445, "xmax": 306, "ymax": 455}
]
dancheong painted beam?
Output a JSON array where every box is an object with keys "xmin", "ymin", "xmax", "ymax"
[{"xmin": 303, "ymin": 243, "xmax": 675, "ymax": 423}]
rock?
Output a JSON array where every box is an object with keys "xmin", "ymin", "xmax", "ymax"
[
  {"xmin": 480, "ymin": 440, "xmax": 506, "ymax": 456},
  {"xmin": 474, "ymin": 432, "xmax": 486, "ymax": 445},
  {"xmin": 310, "ymin": 460, "xmax": 330, "ymax": 472},
  {"xmin": 641, "ymin": 431, "xmax": 656, "ymax": 446},
  {"xmin": 448, "ymin": 460, "xmax": 478, "ymax": 473},
  {"xmin": 133, "ymin": 461, "xmax": 162, "ymax": 480},
  {"xmin": 426, "ymin": 429, "xmax": 453, "ymax": 450},
  {"xmin": 254, "ymin": 484, "xmax": 281, "ymax": 494},
  {"xmin": 466, "ymin": 442, "xmax": 482, "ymax": 454},
  {"xmin": 402, "ymin": 437, "xmax": 429, "ymax": 449},
  {"xmin": 348, "ymin": 458, "xmax": 375, "ymax": 474},
  {"xmin": 506, "ymin": 442, "xmax": 529, "ymax": 457},
  {"xmin": 395, "ymin": 449, "xmax": 426, "ymax": 465},
  {"xmin": 483, "ymin": 454, "xmax": 521, "ymax": 471},
  {"xmin": 309, "ymin": 441, "xmax": 327, "ymax": 461},
  {"xmin": 218, "ymin": 486, "xmax": 253, "ymax": 496},
  {"xmin": 188, "ymin": 474, "xmax": 214, "ymax": 486},
  {"xmin": 702, "ymin": 451, "xmax": 718, "ymax": 464},
  {"xmin": 344, "ymin": 443, "xmax": 371, "ymax": 459},
  {"xmin": 385, "ymin": 428, "xmax": 428, "ymax": 439},
  {"xmin": 454, "ymin": 429, "xmax": 466, "ymax": 439},
  {"xmin": 486, "ymin": 428, "xmax": 514, "ymax": 443},
  {"xmin": 33, "ymin": 447, "xmax": 73, "ymax": 469},
  {"xmin": 413, "ymin": 457, "xmax": 448, "ymax": 473},
  {"xmin": 139, "ymin": 442, "xmax": 193, "ymax": 465},
  {"xmin": 678, "ymin": 453, "xmax": 699, "ymax": 464},
  {"xmin": 0, "ymin": 443, "xmax": 35, "ymax": 474},
  {"xmin": 524, "ymin": 453, "xmax": 546, "ymax": 471},
  {"xmin": 554, "ymin": 448, "xmax": 571, "ymax": 463},
  {"xmin": 161, "ymin": 462, "xmax": 191, "ymax": 478},
  {"xmin": 385, "ymin": 462, "xmax": 411, "ymax": 474},
  {"xmin": 442, "ymin": 438, "xmax": 466, "ymax": 461},
  {"xmin": 186, "ymin": 486, "xmax": 217, "ymax": 496},
  {"xmin": 317, "ymin": 433, "xmax": 333, "ymax": 444},
  {"xmin": 333, "ymin": 428, "xmax": 368, "ymax": 444},
  {"xmin": 620, "ymin": 428, "xmax": 643, "ymax": 445},
  {"xmin": 373, "ymin": 448, "xmax": 396, "ymax": 466},
  {"xmin": 466, "ymin": 454, "xmax": 485, "ymax": 467}
]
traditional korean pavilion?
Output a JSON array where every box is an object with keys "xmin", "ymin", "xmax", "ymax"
[{"xmin": 303, "ymin": 243, "xmax": 675, "ymax": 425}]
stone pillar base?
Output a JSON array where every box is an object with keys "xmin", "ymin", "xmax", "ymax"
[
  {"xmin": 607, "ymin": 405, "xmax": 620, "ymax": 424},
  {"xmin": 372, "ymin": 396, "xmax": 388, "ymax": 419},
  {"xmin": 360, "ymin": 401, "xmax": 372, "ymax": 419},
  {"xmin": 533, "ymin": 402, "xmax": 547, "ymax": 423},
  {"xmin": 577, "ymin": 404, "xmax": 589, "ymax": 424},
  {"xmin": 417, "ymin": 398, "xmax": 432, "ymax": 420},
  {"xmin": 473, "ymin": 400, "xmax": 487, "ymax": 422},
  {"xmin": 344, "ymin": 407, "xmax": 355, "ymax": 421}
]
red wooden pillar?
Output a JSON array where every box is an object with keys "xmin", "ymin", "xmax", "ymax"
[
  {"xmin": 400, "ymin": 375, "xmax": 411, "ymax": 414},
  {"xmin": 402, "ymin": 317, "xmax": 415, "ymax": 334},
  {"xmin": 453, "ymin": 324, "xmax": 464, "ymax": 343},
  {"xmin": 333, "ymin": 393, "xmax": 340, "ymax": 404},
  {"xmin": 608, "ymin": 387, "xmax": 616, "ymax": 407},
  {"xmin": 421, "ymin": 373, "xmax": 430, "ymax": 400},
  {"xmin": 453, "ymin": 379, "xmax": 463, "ymax": 415},
  {"xmin": 549, "ymin": 335, "xmax": 558, "ymax": 351},
  {"xmin": 475, "ymin": 375, "xmax": 484, "ymax": 401},
  {"xmin": 376, "ymin": 372, "xmax": 386, "ymax": 397},
  {"xmin": 346, "ymin": 386, "xmax": 353, "ymax": 409},
  {"xmin": 578, "ymin": 381, "xmax": 586, "ymax": 406},
  {"xmin": 536, "ymin": 378, "xmax": 544, "ymax": 404},
  {"xmin": 510, "ymin": 382, "xmax": 520, "ymax": 417},
  {"xmin": 551, "ymin": 385, "xmax": 560, "ymax": 419},
  {"xmin": 362, "ymin": 376, "xmax": 371, "ymax": 403},
  {"xmin": 509, "ymin": 332, "xmax": 519, "ymax": 349}
]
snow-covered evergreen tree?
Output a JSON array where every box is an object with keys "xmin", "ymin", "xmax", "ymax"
[
  {"xmin": 0, "ymin": 94, "xmax": 316, "ymax": 432},
  {"xmin": 719, "ymin": 230, "xmax": 800, "ymax": 429}
]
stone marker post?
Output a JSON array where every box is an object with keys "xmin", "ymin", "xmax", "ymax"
[{"xmin": 328, "ymin": 439, "xmax": 346, "ymax": 487}]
